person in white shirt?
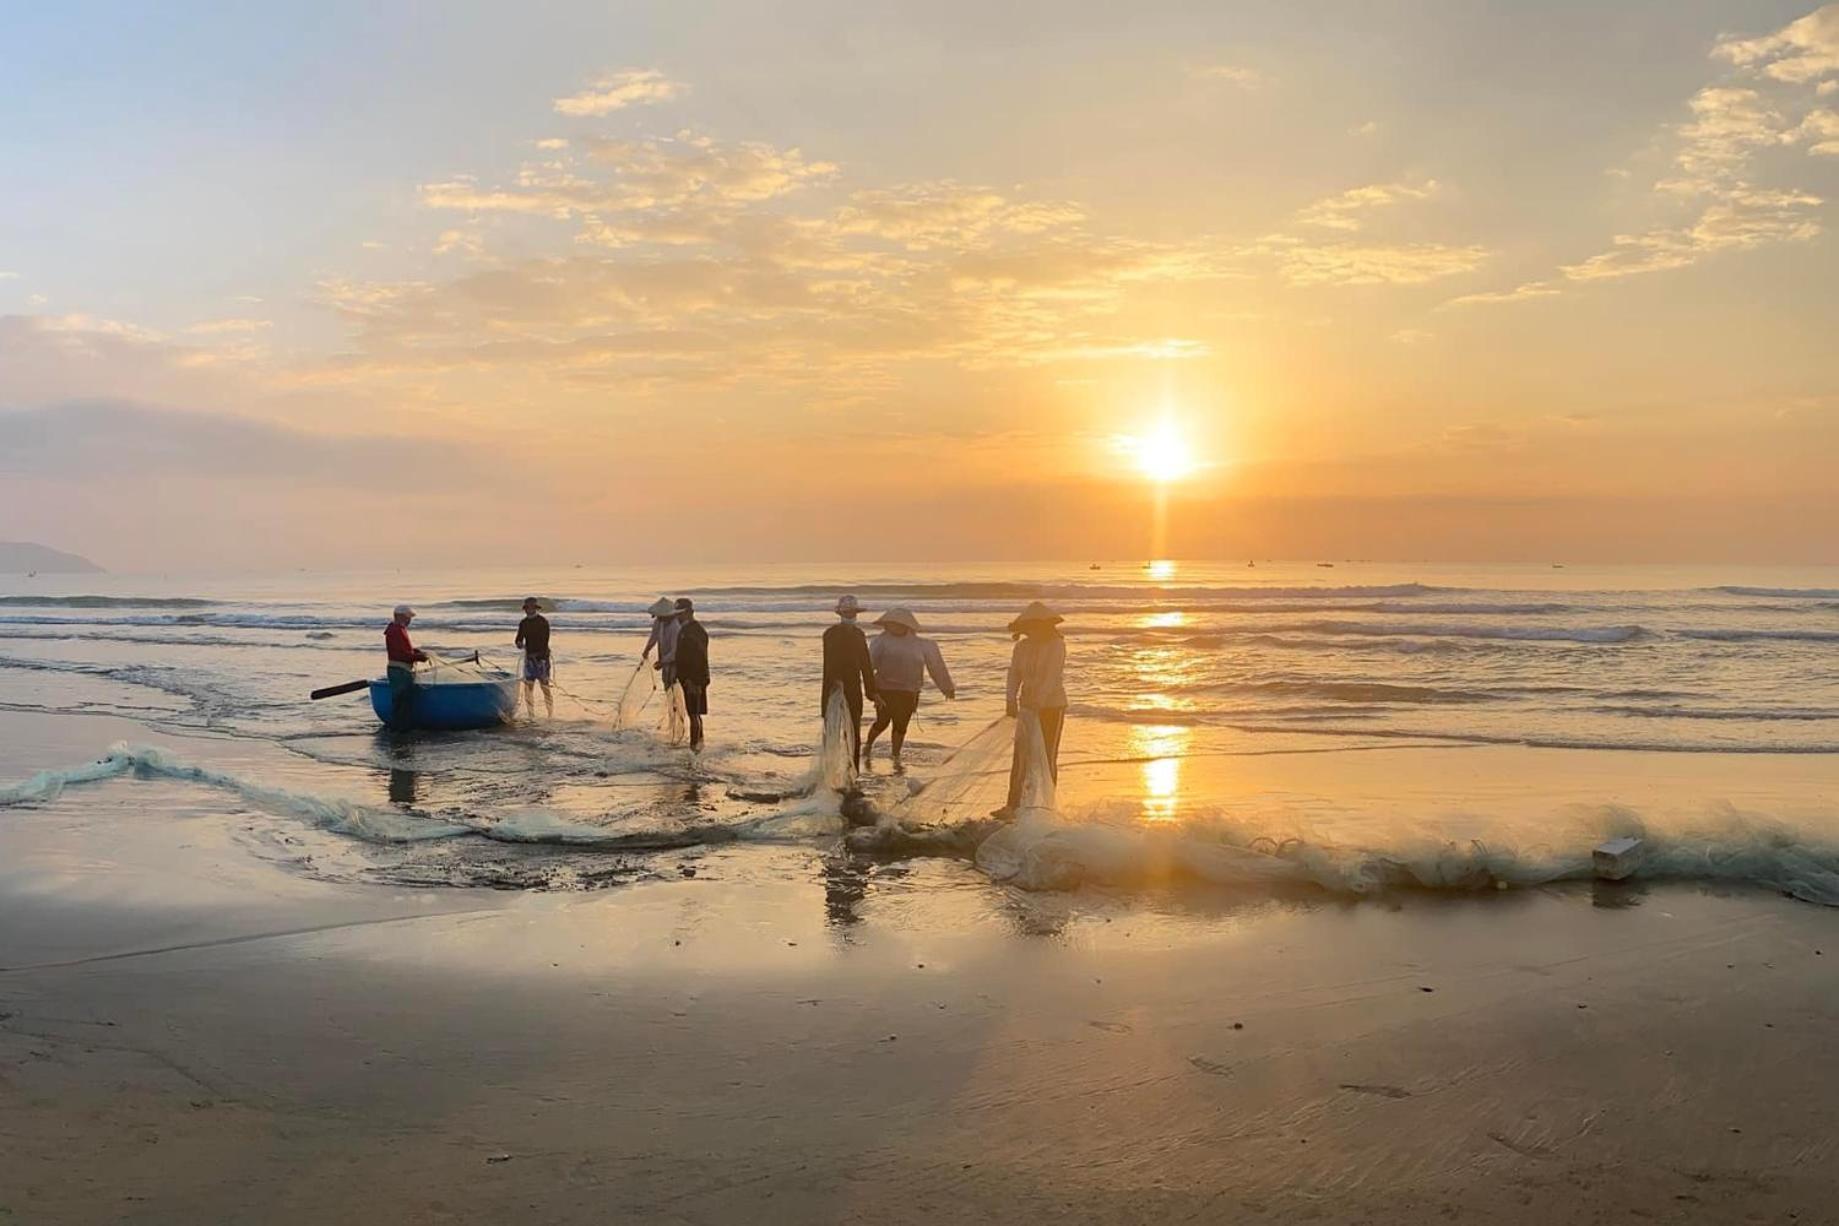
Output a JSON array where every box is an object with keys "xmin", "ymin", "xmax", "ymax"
[
  {"xmin": 864, "ymin": 607, "xmax": 956, "ymax": 769},
  {"xmin": 640, "ymin": 597, "xmax": 681, "ymax": 688},
  {"xmin": 998, "ymin": 600, "xmax": 1067, "ymax": 818}
]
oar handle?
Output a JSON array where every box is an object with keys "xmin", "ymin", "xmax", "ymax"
[{"xmin": 310, "ymin": 679, "xmax": 371, "ymax": 700}]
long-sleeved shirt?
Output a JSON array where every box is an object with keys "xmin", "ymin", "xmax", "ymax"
[
  {"xmin": 645, "ymin": 616, "xmax": 681, "ymax": 665},
  {"xmin": 384, "ymin": 621, "xmax": 424, "ymax": 668},
  {"xmin": 515, "ymin": 614, "xmax": 551, "ymax": 658},
  {"xmin": 1006, "ymin": 633, "xmax": 1067, "ymax": 711},
  {"xmin": 675, "ymin": 619, "xmax": 710, "ymax": 686},
  {"xmin": 821, "ymin": 621, "xmax": 879, "ymax": 711},
  {"xmin": 869, "ymin": 632, "xmax": 954, "ymax": 696}
]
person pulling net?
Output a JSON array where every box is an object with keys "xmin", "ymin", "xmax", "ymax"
[
  {"xmin": 614, "ymin": 597, "xmax": 678, "ymax": 733},
  {"xmin": 514, "ymin": 596, "xmax": 554, "ymax": 719}
]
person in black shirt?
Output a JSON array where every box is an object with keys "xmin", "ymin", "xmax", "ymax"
[
  {"xmin": 673, "ymin": 598, "xmax": 710, "ymax": 751},
  {"xmin": 821, "ymin": 594, "xmax": 879, "ymax": 771},
  {"xmin": 514, "ymin": 596, "xmax": 554, "ymax": 718}
]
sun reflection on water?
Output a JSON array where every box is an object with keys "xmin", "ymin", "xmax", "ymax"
[{"xmin": 1131, "ymin": 723, "xmax": 1191, "ymax": 823}]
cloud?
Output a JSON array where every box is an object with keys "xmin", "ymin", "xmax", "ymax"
[
  {"xmin": 1389, "ymin": 328, "xmax": 1433, "ymax": 345},
  {"xmin": 1294, "ymin": 180, "xmax": 1440, "ymax": 232},
  {"xmin": 553, "ymin": 68, "xmax": 683, "ymax": 116},
  {"xmin": 1257, "ymin": 180, "xmax": 1484, "ymax": 287},
  {"xmin": 1270, "ymin": 240, "xmax": 1488, "ymax": 286},
  {"xmin": 1660, "ymin": 86, "xmax": 1796, "ymax": 194},
  {"xmin": 0, "ymin": 271, "xmax": 18, "ymax": 280},
  {"xmin": 1560, "ymin": 185, "xmax": 1823, "ymax": 281},
  {"xmin": 1804, "ymin": 107, "xmax": 1839, "ymax": 153},
  {"xmin": 1440, "ymin": 281, "xmax": 1561, "ymax": 308},
  {"xmin": 1499, "ymin": 10, "xmax": 1835, "ymax": 296},
  {"xmin": 834, "ymin": 184, "xmax": 1085, "ymax": 249},
  {"xmin": 433, "ymin": 228, "xmax": 484, "ymax": 257},
  {"xmin": 1191, "ymin": 65, "xmax": 1266, "ymax": 89},
  {"xmin": 1349, "ymin": 121, "xmax": 1380, "ymax": 138},
  {"xmin": 421, "ymin": 132, "xmax": 837, "ymax": 225},
  {"xmin": 1715, "ymin": 4, "xmax": 1839, "ymax": 84},
  {"xmin": 186, "ymin": 317, "xmax": 272, "ymax": 335},
  {"xmin": 32, "ymin": 312, "xmax": 165, "ymax": 343},
  {"xmin": 0, "ymin": 400, "xmax": 480, "ymax": 486}
]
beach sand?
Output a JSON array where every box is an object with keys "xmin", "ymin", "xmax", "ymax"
[{"xmin": 4, "ymin": 712, "xmax": 1839, "ymax": 1223}]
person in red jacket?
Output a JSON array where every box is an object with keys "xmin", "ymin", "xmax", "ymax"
[{"xmin": 384, "ymin": 604, "xmax": 428, "ymax": 730}]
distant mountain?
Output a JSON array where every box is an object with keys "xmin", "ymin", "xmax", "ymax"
[{"xmin": 0, "ymin": 541, "xmax": 104, "ymax": 574}]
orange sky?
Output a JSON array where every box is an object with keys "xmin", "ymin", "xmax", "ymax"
[{"xmin": 2, "ymin": 2, "xmax": 1836, "ymax": 569}]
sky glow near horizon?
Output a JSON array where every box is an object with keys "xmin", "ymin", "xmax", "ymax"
[{"xmin": 1, "ymin": 1, "xmax": 1837, "ymax": 570}]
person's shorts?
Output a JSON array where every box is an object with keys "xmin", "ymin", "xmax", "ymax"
[
  {"xmin": 680, "ymin": 681, "xmax": 709, "ymax": 716},
  {"xmin": 879, "ymin": 690, "xmax": 920, "ymax": 724},
  {"xmin": 522, "ymin": 655, "xmax": 552, "ymax": 682}
]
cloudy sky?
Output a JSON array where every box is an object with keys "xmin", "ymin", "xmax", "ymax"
[{"xmin": 2, "ymin": 0, "xmax": 1836, "ymax": 570}]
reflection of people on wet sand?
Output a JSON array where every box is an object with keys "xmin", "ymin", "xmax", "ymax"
[
  {"xmin": 821, "ymin": 594, "xmax": 879, "ymax": 771},
  {"xmin": 388, "ymin": 766, "xmax": 418, "ymax": 806},
  {"xmin": 865, "ymin": 607, "xmax": 955, "ymax": 771},
  {"xmin": 822, "ymin": 857, "xmax": 868, "ymax": 927},
  {"xmin": 995, "ymin": 601, "xmax": 1067, "ymax": 820}
]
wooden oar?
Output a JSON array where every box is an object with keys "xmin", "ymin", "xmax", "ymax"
[{"xmin": 310, "ymin": 679, "xmax": 371, "ymax": 700}]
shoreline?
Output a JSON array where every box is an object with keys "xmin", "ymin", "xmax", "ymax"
[
  {"xmin": 4, "ymin": 705, "xmax": 1839, "ymax": 1221},
  {"xmin": 5, "ymin": 863, "xmax": 1838, "ymax": 1223}
]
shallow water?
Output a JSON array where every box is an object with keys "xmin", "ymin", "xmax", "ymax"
[{"xmin": 3, "ymin": 561, "xmax": 1838, "ymax": 902}]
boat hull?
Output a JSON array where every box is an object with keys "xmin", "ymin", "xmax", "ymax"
[{"xmin": 369, "ymin": 675, "xmax": 518, "ymax": 731}]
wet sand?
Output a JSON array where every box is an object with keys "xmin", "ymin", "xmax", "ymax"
[{"xmin": 4, "ymin": 713, "xmax": 1839, "ymax": 1223}]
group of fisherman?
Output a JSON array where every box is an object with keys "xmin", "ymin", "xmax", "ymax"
[{"xmin": 383, "ymin": 593, "xmax": 1068, "ymax": 815}]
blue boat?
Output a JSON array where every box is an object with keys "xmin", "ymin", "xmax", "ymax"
[{"xmin": 369, "ymin": 673, "xmax": 519, "ymax": 731}]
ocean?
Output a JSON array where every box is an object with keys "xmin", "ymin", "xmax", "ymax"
[{"xmin": 3, "ymin": 560, "xmax": 1838, "ymax": 903}]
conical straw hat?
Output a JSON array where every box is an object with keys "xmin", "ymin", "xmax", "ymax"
[
  {"xmin": 875, "ymin": 607, "xmax": 921, "ymax": 631},
  {"xmin": 1009, "ymin": 600, "xmax": 1064, "ymax": 631},
  {"xmin": 646, "ymin": 597, "xmax": 676, "ymax": 617}
]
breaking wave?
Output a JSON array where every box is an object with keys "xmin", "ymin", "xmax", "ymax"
[
  {"xmin": 9, "ymin": 743, "xmax": 1839, "ymax": 908},
  {"xmin": 953, "ymin": 808, "xmax": 1839, "ymax": 906},
  {"xmin": 0, "ymin": 743, "xmax": 842, "ymax": 850},
  {"xmin": 0, "ymin": 595, "xmax": 222, "ymax": 609},
  {"xmin": 1677, "ymin": 629, "xmax": 1839, "ymax": 644},
  {"xmin": 1711, "ymin": 586, "xmax": 1839, "ymax": 599},
  {"xmin": 1284, "ymin": 621, "xmax": 1649, "ymax": 644}
]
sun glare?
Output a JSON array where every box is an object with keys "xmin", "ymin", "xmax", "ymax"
[{"xmin": 1131, "ymin": 421, "xmax": 1196, "ymax": 484}]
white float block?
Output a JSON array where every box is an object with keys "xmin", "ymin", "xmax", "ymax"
[{"xmin": 1593, "ymin": 836, "xmax": 1645, "ymax": 881}]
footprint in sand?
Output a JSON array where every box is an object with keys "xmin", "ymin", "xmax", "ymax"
[
  {"xmin": 1088, "ymin": 1020, "xmax": 1133, "ymax": 1034},
  {"xmin": 1339, "ymin": 1083, "xmax": 1412, "ymax": 1099},
  {"xmin": 1189, "ymin": 1056, "xmax": 1231, "ymax": 1076}
]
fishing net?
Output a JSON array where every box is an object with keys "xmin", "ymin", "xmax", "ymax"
[
  {"xmin": 613, "ymin": 661, "xmax": 658, "ymax": 730},
  {"xmin": 419, "ymin": 651, "xmax": 512, "ymax": 685},
  {"xmin": 1014, "ymin": 710, "xmax": 1059, "ymax": 817},
  {"xmin": 660, "ymin": 680, "xmax": 689, "ymax": 746},
  {"xmin": 888, "ymin": 716, "xmax": 1011, "ymax": 823},
  {"xmin": 816, "ymin": 687, "xmax": 859, "ymax": 794},
  {"xmin": 888, "ymin": 712, "xmax": 1058, "ymax": 825}
]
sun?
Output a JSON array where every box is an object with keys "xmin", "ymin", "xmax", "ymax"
[{"xmin": 1132, "ymin": 420, "xmax": 1196, "ymax": 483}]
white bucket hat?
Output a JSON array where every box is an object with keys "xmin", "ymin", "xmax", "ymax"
[
  {"xmin": 874, "ymin": 607, "xmax": 921, "ymax": 632},
  {"xmin": 835, "ymin": 594, "xmax": 862, "ymax": 617},
  {"xmin": 646, "ymin": 597, "xmax": 676, "ymax": 618}
]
